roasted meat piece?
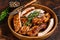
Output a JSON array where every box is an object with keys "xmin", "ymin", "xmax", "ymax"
[
  {"xmin": 32, "ymin": 13, "xmax": 50, "ymax": 25},
  {"xmin": 21, "ymin": 17, "xmax": 27, "ymax": 23},
  {"xmin": 13, "ymin": 14, "xmax": 21, "ymax": 32},
  {"xmin": 43, "ymin": 13, "xmax": 50, "ymax": 22},
  {"xmin": 19, "ymin": 26, "xmax": 30, "ymax": 35},
  {"xmin": 27, "ymin": 25, "xmax": 39, "ymax": 36},
  {"xmin": 27, "ymin": 23, "xmax": 47, "ymax": 36},
  {"xmin": 32, "ymin": 17, "xmax": 44, "ymax": 25},
  {"xmin": 40, "ymin": 23, "xmax": 47, "ymax": 29}
]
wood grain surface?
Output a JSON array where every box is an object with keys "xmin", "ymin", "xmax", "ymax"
[{"xmin": 0, "ymin": 0, "xmax": 60, "ymax": 40}]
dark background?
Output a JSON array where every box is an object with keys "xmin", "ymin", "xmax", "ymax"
[{"xmin": 0, "ymin": 0, "xmax": 60, "ymax": 40}]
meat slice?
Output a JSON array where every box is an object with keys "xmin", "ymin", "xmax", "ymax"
[
  {"xmin": 19, "ymin": 26, "xmax": 30, "ymax": 35},
  {"xmin": 21, "ymin": 7, "xmax": 35, "ymax": 17},
  {"xmin": 43, "ymin": 13, "xmax": 50, "ymax": 22},
  {"xmin": 27, "ymin": 23, "xmax": 47, "ymax": 36},
  {"xmin": 32, "ymin": 17, "xmax": 44, "ymax": 25},
  {"xmin": 13, "ymin": 14, "xmax": 21, "ymax": 32},
  {"xmin": 32, "ymin": 13, "xmax": 50, "ymax": 25},
  {"xmin": 21, "ymin": 17, "xmax": 27, "ymax": 23}
]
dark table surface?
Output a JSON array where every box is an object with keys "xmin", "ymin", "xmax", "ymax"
[{"xmin": 0, "ymin": 0, "xmax": 60, "ymax": 40}]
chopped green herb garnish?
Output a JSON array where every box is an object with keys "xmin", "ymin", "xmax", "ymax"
[{"xmin": 25, "ymin": 11, "xmax": 39, "ymax": 26}]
